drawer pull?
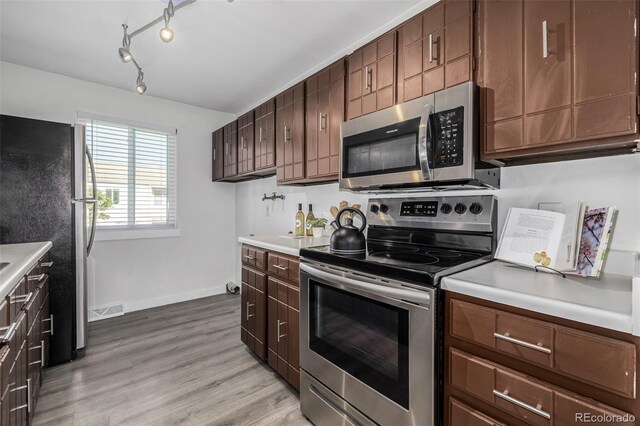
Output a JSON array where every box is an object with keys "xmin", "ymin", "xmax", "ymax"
[
  {"xmin": 28, "ymin": 274, "xmax": 45, "ymax": 282},
  {"xmin": 0, "ymin": 322, "xmax": 18, "ymax": 342},
  {"xmin": 13, "ymin": 292, "xmax": 33, "ymax": 305},
  {"xmin": 273, "ymin": 264, "xmax": 288, "ymax": 271},
  {"xmin": 493, "ymin": 389, "xmax": 551, "ymax": 420},
  {"xmin": 244, "ymin": 255, "xmax": 255, "ymax": 261},
  {"xmin": 494, "ymin": 332, "xmax": 551, "ymax": 354},
  {"xmin": 40, "ymin": 261, "xmax": 54, "ymax": 268}
]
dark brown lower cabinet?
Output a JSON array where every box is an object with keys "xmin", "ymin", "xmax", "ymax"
[
  {"xmin": 240, "ymin": 244, "xmax": 300, "ymax": 391},
  {"xmin": 445, "ymin": 291, "xmax": 639, "ymax": 425},
  {"xmin": 0, "ymin": 250, "xmax": 51, "ymax": 425}
]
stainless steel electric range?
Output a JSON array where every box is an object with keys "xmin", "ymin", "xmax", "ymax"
[{"xmin": 299, "ymin": 195, "xmax": 498, "ymax": 426}]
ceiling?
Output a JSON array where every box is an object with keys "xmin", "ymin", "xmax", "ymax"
[{"xmin": 0, "ymin": 0, "xmax": 431, "ymax": 114}]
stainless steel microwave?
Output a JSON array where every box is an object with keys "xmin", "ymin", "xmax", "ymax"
[{"xmin": 339, "ymin": 82, "xmax": 500, "ymax": 191}]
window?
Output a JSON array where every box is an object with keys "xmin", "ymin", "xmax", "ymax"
[{"xmin": 80, "ymin": 115, "xmax": 177, "ymax": 233}]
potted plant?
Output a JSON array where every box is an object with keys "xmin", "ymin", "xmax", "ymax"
[{"xmin": 308, "ymin": 218, "xmax": 329, "ymax": 238}]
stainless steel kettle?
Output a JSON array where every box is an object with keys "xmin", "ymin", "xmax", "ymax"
[{"xmin": 330, "ymin": 207, "xmax": 367, "ymax": 255}]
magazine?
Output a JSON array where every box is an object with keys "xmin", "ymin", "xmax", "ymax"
[{"xmin": 495, "ymin": 203, "xmax": 616, "ymax": 277}]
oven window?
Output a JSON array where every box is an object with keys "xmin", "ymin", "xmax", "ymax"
[
  {"xmin": 309, "ymin": 280, "xmax": 409, "ymax": 409},
  {"xmin": 344, "ymin": 134, "xmax": 419, "ymax": 178}
]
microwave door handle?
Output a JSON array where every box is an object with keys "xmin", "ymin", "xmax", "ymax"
[{"xmin": 418, "ymin": 103, "xmax": 434, "ymax": 180}]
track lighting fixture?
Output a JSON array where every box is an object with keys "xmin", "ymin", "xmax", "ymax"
[
  {"xmin": 136, "ymin": 69, "xmax": 146, "ymax": 95},
  {"xmin": 160, "ymin": 1, "xmax": 175, "ymax": 43},
  {"xmin": 117, "ymin": 0, "xmax": 197, "ymax": 94}
]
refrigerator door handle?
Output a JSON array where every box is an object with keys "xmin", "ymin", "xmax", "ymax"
[{"xmin": 85, "ymin": 145, "xmax": 98, "ymax": 256}]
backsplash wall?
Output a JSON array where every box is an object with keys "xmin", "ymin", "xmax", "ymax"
[{"xmin": 235, "ymin": 153, "xmax": 640, "ymax": 282}]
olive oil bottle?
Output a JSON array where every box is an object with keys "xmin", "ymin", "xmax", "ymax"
[
  {"xmin": 295, "ymin": 203, "xmax": 305, "ymax": 236},
  {"xmin": 305, "ymin": 204, "xmax": 315, "ymax": 236}
]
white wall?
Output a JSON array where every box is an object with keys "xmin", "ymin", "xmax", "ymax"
[
  {"xmin": 235, "ymin": 155, "xmax": 640, "ymax": 282},
  {"xmin": 0, "ymin": 61, "xmax": 237, "ymax": 312}
]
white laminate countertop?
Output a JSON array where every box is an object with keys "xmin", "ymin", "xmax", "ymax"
[
  {"xmin": 0, "ymin": 242, "xmax": 52, "ymax": 299},
  {"xmin": 238, "ymin": 235, "xmax": 331, "ymax": 256},
  {"xmin": 442, "ymin": 254, "xmax": 640, "ymax": 336}
]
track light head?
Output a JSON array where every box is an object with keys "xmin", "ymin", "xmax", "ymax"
[
  {"xmin": 136, "ymin": 82, "xmax": 147, "ymax": 95},
  {"xmin": 136, "ymin": 69, "xmax": 146, "ymax": 95},
  {"xmin": 119, "ymin": 47, "xmax": 132, "ymax": 63},
  {"xmin": 160, "ymin": 26, "xmax": 174, "ymax": 43}
]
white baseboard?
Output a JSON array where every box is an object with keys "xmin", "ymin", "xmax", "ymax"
[{"xmin": 123, "ymin": 285, "xmax": 229, "ymax": 313}]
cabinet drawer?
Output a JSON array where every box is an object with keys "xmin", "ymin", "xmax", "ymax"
[
  {"xmin": 450, "ymin": 348, "xmax": 634, "ymax": 426},
  {"xmin": 268, "ymin": 253, "xmax": 300, "ymax": 284},
  {"xmin": 241, "ymin": 267, "xmax": 266, "ymax": 292},
  {"xmin": 241, "ymin": 245, "xmax": 268, "ymax": 271},
  {"xmin": 449, "ymin": 397, "xmax": 504, "ymax": 426},
  {"xmin": 449, "ymin": 298, "xmax": 636, "ymax": 398}
]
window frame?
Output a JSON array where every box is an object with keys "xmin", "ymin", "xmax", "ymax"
[{"xmin": 77, "ymin": 112, "xmax": 179, "ymax": 241}]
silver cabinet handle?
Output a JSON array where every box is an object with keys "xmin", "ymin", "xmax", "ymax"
[
  {"xmin": 41, "ymin": 339, "xmax": 45, "ymax": 367},
  {"xmin": 244, "ymin": 255, "xmax": 255, "ymax": 261},
  {"xmin": 13, "ymin": 292, "xmax": 33, "ymax": 305},
  {"xmin": 241, "ymin": 136, "xmax": 246, "ymax": 150},
  {"xmin": 40, "ymin": 261, "xmax": 53, "ymax": 268},
  {"xmin": 283, "ymin": 125, "xmax": 289, "ymax": 144},
  {"xmin": 367, "ymin": 67, "xmax": 373, "ymax": 90},
  {"xmin": 493, "ymin": 389, "xmax": 551, "ymax": 420},
  {"xmin": 225, "ymin": 142, "xmax": 229, "ymax": 156},
  {"xmin": 429, "ymin": 33, "xmax": 435, "ymax": 63},
  {"xmin": 213, "ymin": 148, "xmax": 216, "ymax": 161},
  {"xmin": 273, "ymin": 264, "xmax": 288, "ymax": 271},
  {"xmin": 542, "ymin": 20, "xmax": 549, "ymax": 58},
  {"xmin": 246, "ymin": 302, "xmax": 254, "ymax": 320},
  {"xmin": 364, "ymin": 66, "xmax": 369, "ymax": 91},
  {"xmin": 42, "ymin": 314, "xmax": 54, "ymax": 335},
  {"xmin": 259, "ymin": 127, "xmax": 263, "ymax": 143},
  {"xmin": 0, "ymin": 322, "xmax": 18, "ymax": 343},
  {"xmin": 494, "ymin": 332, "xmax": 551, "ymax": 354},
  {"xmin": 28, "ymin": 274, "xmax": 45, "ymax": 282},
  {"xmin": 319, "ymin": 113, "xmax": 327, "ymax": 133},
  {"xmin": 277, "ymin": 320, "xmax": 287, "ymax": 342}
]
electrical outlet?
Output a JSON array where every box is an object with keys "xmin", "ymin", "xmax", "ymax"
[{"xmin": 538, "ymin": 202, "xmax": 564, "ymax": 213}]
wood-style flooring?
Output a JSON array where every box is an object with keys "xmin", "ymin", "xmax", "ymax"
[{"xmin": 33, "ymin": 293, "xmax": 311, "ymax": 426}]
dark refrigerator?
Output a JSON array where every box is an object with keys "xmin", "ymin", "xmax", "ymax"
[{"xmin": 0, "ymin": 114, "xmax": 93, "ymax": 365}]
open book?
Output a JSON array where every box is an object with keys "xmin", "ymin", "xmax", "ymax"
[{"xmin": 495, "ymin": 204, "xmax": 617, "ymax": 277}]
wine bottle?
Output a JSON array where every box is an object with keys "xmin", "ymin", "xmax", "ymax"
[
  {"xmin": 295, "ymin": 203, "xmax": 305, "ymax": 236},
  {"xmin": 306, "ymin": 204, "xmax": 315, "ymax": 236}
]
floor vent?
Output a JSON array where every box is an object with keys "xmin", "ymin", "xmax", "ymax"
[{"xmin": 89, "ymin": 303, "xmax": 125, "ymax": 322}]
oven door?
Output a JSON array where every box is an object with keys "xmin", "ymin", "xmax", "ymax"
[
  {"xmin": 300, "ymin": 261, "xmax": 435, "ymax": 426},
  {"xmin": 339, "ymin": 94, "xmax": 435, "ymax": 191}
]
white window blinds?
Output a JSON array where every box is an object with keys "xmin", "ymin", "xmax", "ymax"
[{"xmin": 79, "ymin": 115, "xmax": 177, "ymax": 230}]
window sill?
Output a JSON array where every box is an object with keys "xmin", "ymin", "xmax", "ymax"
[{"xmin": 95, "ymin": 228, "xmax": 180, "ymax": 242}]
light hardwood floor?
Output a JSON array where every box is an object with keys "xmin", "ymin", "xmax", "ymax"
[{"xmin": 33, "ymin": 293, "xmax": 311, "ymax": 426}]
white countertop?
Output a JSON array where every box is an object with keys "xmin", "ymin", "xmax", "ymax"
[
  {"xmin": 0, "ymin": 242, "xmax": 52, "ymax": 299},
  {"xmin": 442, "ymin": 254, "xmax": 640, "ymax": 335},
  {"xmin": 238, "ymin": 235, "xmax": 330, "ymax": 256}
]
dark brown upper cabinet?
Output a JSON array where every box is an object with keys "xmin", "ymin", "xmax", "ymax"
[
  {"xmin": 347, "ymin": 31, "xmax": 397, "ymax": 120},
  {"xmin": 478, "ymin": 0, "xmax": 638, "ymax": 161},
  {"xmin": 223, "ymin": 120, "xmax": 238, "ymax": 178},
  {"xmin": 254, "ymin": 99, "xmax": 276, "ymax": 172},
  {"xmin": 397, "ymin": 0, "xmax": 473, "ymax": 102},
  {"xmin": 276, "ymin": 82, "xmax": 305, "ymax": 183},
  {"xmin": 212, "ymin": 128, "xmax": 224, "ymax": 182},
  {"xmin": 237, "ymin": 111, "xmax": 255, "ymax": 176},
  {"xmin": 305, "ymin": 59, "xmax": 345, "ymax": 181}
]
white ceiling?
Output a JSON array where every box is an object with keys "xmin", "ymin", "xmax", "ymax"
[{"xmin": 0, "ymin": 0, "xmax": 432, "ymax": 114}]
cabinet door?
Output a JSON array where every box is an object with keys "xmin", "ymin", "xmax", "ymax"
[
  {"xmin": 573, "ymin": 0, "xmax": 637, "ymax": 139},
  {"xmin": 422, "ymin": 3, "xmax": 445, "ymax": 95},
  {"xmin": 306, "ymin": 78, "xmax": 320, "ymax": 178},
  {"xmin": 212, "ymin": 128, "xmax": 224, "ymax": 181},
  {"xmin": 291, "ymin": 84, "xmax": 305, "ymax": 181},
  {"xmin": 254, "ymin": 281, "xmax": 266, "ymax": 360},
  {"xmin": 480, "ymin": 0, "xmax": 525, "ymax": 153},
  {"xmin": 287, "ymin": 305, "xmax": 300, "ymax": 390},
  {"xmin": 237, "ymin": 111, "xmax": 255, "ymax": 175},
  {"xmin": 223, "ymin": 121, "xmax": 238, "ymax": 178},
  {"xmin": 255, "ymin": 99, "xmax": 276, "ymax": 171},
  {"xmin": 347, "ymin": 49, "xmax": 364, "ymax": 120},
  {"xmin": 267, "ymin": 295, "xmax": 278, "ymax": 371},
  {"xmin": 240, "ymin": 283, "xmax": 249, "ymax": 347},
  {"xmin": 277, "ymin": 300, "xmax": 289, "ymax": 378}
]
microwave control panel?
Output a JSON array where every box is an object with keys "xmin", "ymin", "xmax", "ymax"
[{"xmin": 432, "ymin": 106, "xmax": 464, "ymax": 168}]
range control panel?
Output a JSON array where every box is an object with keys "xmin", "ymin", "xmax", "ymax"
[
  {"xmin": 432, "ymin": 106, "xmax": 464, "ymax": 169},
  {"xmin": 367, "ymin": 195, "xmax": 496, "ymax": 232},
  {"xmin": 400, "ymin": 201, "xmax": 439, "ymax": 217}
]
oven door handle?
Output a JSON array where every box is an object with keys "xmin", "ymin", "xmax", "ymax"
[
  {"xmin": 300, "ymin": 263, "xmax": 430, "ymax": 306},
  {"xmin": 417, "ymin": 103, "xmax": 434, "ymax": 181}
]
